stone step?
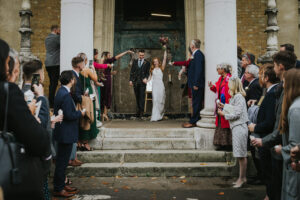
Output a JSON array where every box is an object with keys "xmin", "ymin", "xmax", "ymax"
[
  {"xmin": 77, "ymin": 150, "xmax": 232, "ymax": 163},
  {"xmin": 96, "ymin": 138, "xmax": 197, "ymax": 150},
  {"xmin": 67, "ymin": 162, "xmax": 237, "ymax": 177},
  {"xmin": 99, "ymin": 128, "xmax": 194, "ymax": 138}
]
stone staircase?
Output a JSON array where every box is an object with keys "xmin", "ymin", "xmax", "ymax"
[{"xmin": 67, "ymin": 120, "xmax": 254, "ymax": 177}]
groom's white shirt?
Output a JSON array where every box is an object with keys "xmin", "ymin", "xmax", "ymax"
[{"xmin": 138, "ymin": 59, "xmax": 144, "ymax": 66}]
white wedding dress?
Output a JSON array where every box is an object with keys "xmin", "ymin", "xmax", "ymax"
[{"xmin": 150, "ymin": 68, "xmax": 166, "ymax": 121}]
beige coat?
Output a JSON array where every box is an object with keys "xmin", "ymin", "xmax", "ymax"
[{"xmin": 77, "ymin": 95, "xmax": 94, "ymax": 130}]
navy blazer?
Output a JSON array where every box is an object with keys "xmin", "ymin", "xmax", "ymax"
[
  {"xmin": 245, "ymin": 78, "xmax": 263, "ymax": 103},
  {"xmin": 187, "ymin": 50, "xmax": 205, "ymax": 89},
  {"xmin": 53, "ymin": 86, "xmax": 82, "ymax": 144},
  {"xmin": 254, "ymin": 84, "xmax": 278, "ymax": 136},
  {"xmin": 71, "ymin": 70, "xmax": 83, "ymax": 104}
]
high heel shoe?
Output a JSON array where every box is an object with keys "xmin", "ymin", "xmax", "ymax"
[{"xmin": 233, "ymin": 180, "xmax": 246, "ymax": 188}]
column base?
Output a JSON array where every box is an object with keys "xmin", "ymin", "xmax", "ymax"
[{"xmin": 196, "ymin": 108, "xmax": 216, "ymax": 129}]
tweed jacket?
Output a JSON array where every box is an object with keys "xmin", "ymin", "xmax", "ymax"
[{"xmin": 224, "ymin": 93, "xmax": 249, "ymax": 129}]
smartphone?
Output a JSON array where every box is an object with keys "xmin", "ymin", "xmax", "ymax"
[
  {"xmin": 89, "ymin": 60, "xmax": 93, "ymax": 68},
  {"xmin": 31, "ymin": 73, "xmax": 40, "ymax": 92}
]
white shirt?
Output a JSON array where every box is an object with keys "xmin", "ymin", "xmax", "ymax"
[
  {"xmin": 267, "ymin": 83, "xmax": 278, "ymax": 93},
  {"xmin": 72, "ymin": 69, "xmax": 79, "ymax": 77},
  {"xmin": 63, "ymin": 85, "xmax": 71, "ymax": 93},
  {"xmin": 138, "ymin": 59, "xmax": 144, "ymax": 66}
]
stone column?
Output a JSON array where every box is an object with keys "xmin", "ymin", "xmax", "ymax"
[
  {"xmin": 197, "ymin": 0, "xmax": 237, "ymax": 129},
  {"xmin": 60, "ymin": 0, "xmax": 93, "ymax": 72},
  {"xmin": 184, "ymin": 0, "xmax": 204, "ymax": 55},
  {"xmin": 277, "ymin": 0, "xmax": 299, "ymax": 57},
  {"xmin": 258, "ymin": 0, "xmax": 279, "ymax": 64},
  {"xmin": 94, "ymin": 0, "xmax": 115, "ymax": 54},
  {"xmin": 19, "ymin": 0, "xmax": 38, "ymax": 86}
]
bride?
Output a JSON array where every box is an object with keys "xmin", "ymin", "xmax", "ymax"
[{"xmin": 149, "ymin": 47, "xmax": 167, "ymax": 121}]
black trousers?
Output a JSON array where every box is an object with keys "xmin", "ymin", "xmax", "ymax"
[
  {"xmin": 133, "ymin": 83, "xmax": 146, "ymax": 114},
  {"xmin": 190, "ymin": 87, "xmax": 204, "ymax": 124},
  {"xmin": 53, "ymin": 143, "xmax": 73, "ymax": 192},
  {"xmin": 46, "ymin": 66, "xmax": 60, "ymax": 108},
  {"xmin": 249, "ymin": 145, "xmax": 262, "ymax": 181},
  {"xmin": 258, "ymin": 147, "xmax": 272, "ymax": 197},
  {"xmin": 269, "ymin": 157, "xmax": 283, "ymax": 200}
]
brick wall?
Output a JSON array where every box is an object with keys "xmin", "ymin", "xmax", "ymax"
[
  {"xmin": 31, "ymin": 0, "xmax": 61, "ymax": 96},
  {"xmin": 237, "ymin": 0, "xmax": 267, "ymax": 65}
]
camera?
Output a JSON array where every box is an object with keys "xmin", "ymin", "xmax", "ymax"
[{"xmin": 31, "ymin": 73, "xmax": 40, "ymax": 92}]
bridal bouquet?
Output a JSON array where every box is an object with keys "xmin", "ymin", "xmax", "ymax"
[{"xmin": 159, "ymin": 35, "xmax": 169, "ymax": 50}]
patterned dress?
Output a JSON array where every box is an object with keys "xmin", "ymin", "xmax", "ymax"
[{"xmin": 224, "ymin": 93, "xmax": 249, "ymax": 157}]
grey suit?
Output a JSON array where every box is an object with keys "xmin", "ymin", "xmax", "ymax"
[
  {"xmin": 45, "ymin": 33, "xmax": 60, "ymax": 107},
  {"xmin": 45, "ymin": 33, "xmax": 60, "ymax": 66}
]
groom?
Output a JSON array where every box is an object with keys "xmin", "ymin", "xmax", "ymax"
[
  {"xmin": 183, "ymin": 39, "xmax": 205, "ymax": 128},
  {"xmin": 129, "ymin": 49, "xmax": 150, "ymax": 118}
]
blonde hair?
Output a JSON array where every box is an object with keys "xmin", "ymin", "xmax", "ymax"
[{"xmin": 228, "ymin": 76, "xmax": 246, "ymax": 97}]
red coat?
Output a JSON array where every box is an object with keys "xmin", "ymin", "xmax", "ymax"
[
  {"xmin": 210, "ymin": 74, "xmax": 231, "ymax": 128},
  {"xmin": 173, "ymin": 59, "xmax": 192, "ymax": 98},
  {"xmin": 173, "ymin": 59, "xmax": 191, "ymax": 67}
]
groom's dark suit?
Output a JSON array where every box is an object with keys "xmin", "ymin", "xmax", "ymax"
[
  {"xmin": 130, "ymin": 58, "xmax": 150, "ymax": 115},
  {"xmin": 188, "ymin": 49, "xmax": 205, "ymax": 124}
]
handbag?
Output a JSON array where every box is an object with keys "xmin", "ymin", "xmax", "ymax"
[{"xmin": 0, "ymin": 82, "xmax": 45, "ymax": 199}]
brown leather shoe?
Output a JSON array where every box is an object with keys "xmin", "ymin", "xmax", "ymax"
[
  {"xmin": 182, "ymin": 122, "xmax": 196, "ymax": 128},
  {"xmin": 68, "ymin": 160, "xmax": 81, "ymax": 167},
  {"xmin": 53, "ymin": 189, "xmax": 74, "ymax": 198},
  {"xmin": 74, "ymin": 159, "xmax": 83, "ymax": 165},
  {"xmin": 64, "ymin": 185, "xmax": 79, "ymax": 194}
]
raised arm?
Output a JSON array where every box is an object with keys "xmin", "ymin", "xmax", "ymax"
[
  {"xmin": 93, "ymin": 61, "xmax": 108, "ymax": 69},
  {"xmin": 161, "ymin": 49, "xmax": 167, "ymax": 71},
  {"xmin": 115, "ymin": 50, "xmax": 133, "ymax": 60}
]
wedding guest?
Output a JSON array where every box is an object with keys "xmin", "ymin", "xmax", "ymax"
[
  {"xmin": 7, "ymin": 49, "xmax": 20, "ymax": 83},
  {"xmin": 94, "ymin": 48, "xmax": 107, "ymax": 120},
  {"xmin": 237, "ymin": 46, "xmax": 243, "ymax": 78},
  {"xmin": 45, "ymin": 25, "xmax": 60, "ymax": 108},
  {"xmin": 71, "ymin": 56, "xmax": 85, "ymax": 104},
  {"xmin": 218, "ymin": 76, "xmax": 248, "ymax": 188},
  {"xmin": 244, "ymin": 64, "xmax": 262, "ymax": 106},
  {"xmin": 278, "ymin": 68, "xmax": 300, "ymax": 200},
  {"xmin": 77, "ymin": 52, "xmax": 101, "ymax": 151},
  {"xmin": 182, "ymin": 39, "xmax": 205, "ymax": 128},
  {"xmin": 0, "ymin": 38, "xmax": 51, "ymax": 199},
  {"xmin": 209, "ymin": 63, "xmax": 232, "ymax": 151},
  {"xmin": 53, "ymin": 70, "xmax": 85, "ymax": 198},
  {"xmin": 100, "ymin": 50, "xmax": 133, "ymax": 121},
  {"xmin": 251, "ymin": 50, "xmax": 297, "ymax": 200},
  {"xmin": 241, "ymin": 52, "xmax": 255, "ymax": 87},
  {"xmin": 149, "ymin": 46, "xmax": 167, "ymax": 121},
  {"xmin": 248, "ymin": 64, "xmax": 279, "ymax": 200},
  {"xmin": 280, "ymin": 43, "xmax": 300, "ymax": 68},
  {"xmin": 171, "ymin": 47, "xmax": 193, "ymax": 113},
  {"xmin": 129, "ymin": 49, "xmax": 151, "ymax": 118}
]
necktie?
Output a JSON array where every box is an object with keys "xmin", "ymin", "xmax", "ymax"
[{"xmin": 138, "ymin": 60, "xmax": 142, "ymax": 68}]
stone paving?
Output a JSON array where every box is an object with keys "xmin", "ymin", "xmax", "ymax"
[{"xmin": 49, "ymin": 176, "xmax": 265, "ymax": 200}]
